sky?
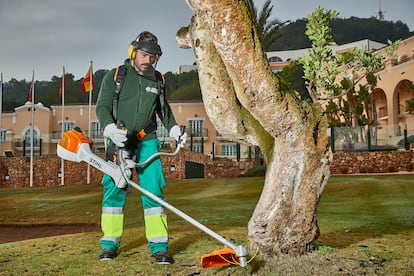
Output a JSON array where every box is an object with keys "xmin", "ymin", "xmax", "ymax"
[{"xmin": 0, "ymin": 0, "xmax": 413, "ymax": 82}]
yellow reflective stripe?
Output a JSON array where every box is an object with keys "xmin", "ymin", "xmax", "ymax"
[
  {"xmin": 144, "ymin": 213, "xmax": 168, "ymax": 241},
  {"xmin": 101, "ymin": 213, "xmax": 124, "ymax": 237}
]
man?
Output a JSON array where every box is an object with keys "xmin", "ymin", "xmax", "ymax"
[{"xmin": 96, "ymin": 31, "xmax": 186, "ymax": 264}]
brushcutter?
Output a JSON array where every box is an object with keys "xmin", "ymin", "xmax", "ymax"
[{"xmin": 57, "ymin": 127, "xmax": 248, "ymax": 268}]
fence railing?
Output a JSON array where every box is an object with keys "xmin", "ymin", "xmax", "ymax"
[
  {"xmin": 329, "ymin": 124, "xmax": 414, "ymax": 152},
  {"xmin": 3, "ymin": 124, "xmax": 413, "ymax": 158}
]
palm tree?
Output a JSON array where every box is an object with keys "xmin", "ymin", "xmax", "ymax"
[
  {"xmin": 245, "ymin": 0, "xmax": 289, "ymax": 164},
  {"xmin": 245, "ymin": 0, "xmax": 288, "ymax": 50}
]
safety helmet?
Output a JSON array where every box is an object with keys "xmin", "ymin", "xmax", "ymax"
[{"xmin": 128, "ymin": 31, "xmax": 162, "ymax": 59}]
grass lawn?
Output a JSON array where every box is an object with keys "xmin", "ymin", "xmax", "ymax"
[{"xmin": 0, "ymin": 175, "xmax": 413, "ymax": 275}]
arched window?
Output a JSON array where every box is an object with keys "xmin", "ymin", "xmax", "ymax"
[
  {"xmin": 24, "ymin": 128, "xmax": 39, "ymax": 147},
  {"xmin": 268, "ymin": 56, "xmax": 283, "ymax": 63}
]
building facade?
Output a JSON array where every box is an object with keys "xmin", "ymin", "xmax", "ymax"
[
  {"xmin": 0, "ymin": 36, "xmax": 413, "ymax": 158},
  {"xmin": 373, "ymin": 36, "xmax": 414, "ymax": 144},
  {"xmin": 268, "ymin": 36, "xmax": 414, "ymax": 148},
  {"xmin": 0, "ymin": 100, "xmax": 254, "ymax": 161}
]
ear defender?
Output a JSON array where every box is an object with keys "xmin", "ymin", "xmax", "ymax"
[
  {"xmin": 128, "ymin": 42, "xmax": 138, "ymax": 59},
  {"xmin": 127, "ymin": 31, "xmax": 162, "ymax": 60}
]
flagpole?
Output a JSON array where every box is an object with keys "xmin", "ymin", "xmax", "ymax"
[
  {"xmin": 87, "ymin": 61, "xmax": 93, "ymax": 184},
  {"xmin": 61, "ymin": 66, "xmax": 65, "ymax": 186},
  {"xmin": 30, "ymin": 70, "xmax": 34, "ymax": 188},
  {"xmin": 0, "ymin": 73, "xmax": 3, "ymax": 157}
]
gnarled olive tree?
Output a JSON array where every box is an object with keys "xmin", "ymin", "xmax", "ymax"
[{"xmin": 177, "ymin": 0, "xmax": 331, "ymax": 255}]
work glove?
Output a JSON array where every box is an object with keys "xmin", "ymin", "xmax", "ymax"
[
  {"xmin": 169, "ymin": 125, "xmax": 187, "ymax": 148},
  {"xmin": 103, "ymin": 123, "xmax": 127, "ymax": 147},
  {"xmin": 120, "ymin": 150, "xmax": 136, "ymax": 169},
  {"xmin": 116, "ymin": 150, "xmax": 135, "ymax": 189}
]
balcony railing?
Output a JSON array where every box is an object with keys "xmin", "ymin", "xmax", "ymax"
[
  {"xmin": 378, "ymin": 106, "xmax": 388, "ymax": 118},
  {"xmin": 14, "ymin": 139, "xmax": 41, "ymax": 148},
  {"xmin": 330, "ymin": 123, "xmax": 414, "ymax": 152},
  {"xmin": 189, "ymin": 128, "xmax": 208, "ymax": 138}
]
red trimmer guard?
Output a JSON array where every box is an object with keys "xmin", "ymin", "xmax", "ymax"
[{"xmin": 201, "ymin": 247, "xmax": 239, "ymax": 268}]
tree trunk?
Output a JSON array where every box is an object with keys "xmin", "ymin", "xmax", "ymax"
[
  {"xmin": 249, "ymin": 120, "xmax": 331, "ymax": 254},
  {"xmin": 180, "ymin": 0, "xmax": 332, "ymax": 256}
]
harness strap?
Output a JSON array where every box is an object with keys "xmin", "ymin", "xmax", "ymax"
[
  {"xmin": 111, "ymin": 65, "xmax": 165, "ymax": 142},
  {"xmin": 112, "ymin": 65, "xmax": 127, "ymax": 121},
  {"xmin": 155, "ymin": 71, "xmax": 165, "ymax": 120},
  {"xmin": 136, "ymin": 113, "xmax": 157, "ymax": 141}
]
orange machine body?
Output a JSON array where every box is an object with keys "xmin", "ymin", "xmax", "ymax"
[{"xmin": 58, "ymin": 128, "xmax": 92, "ymax": 153}]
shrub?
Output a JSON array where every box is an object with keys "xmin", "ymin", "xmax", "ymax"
[
  {"xmin": 385, "ymin": 165, "xmax": 398, "ymax": 173},
  {"xmin": 397, "ymin": 135, "xmax": 414, "ymax": 146},
  {"xmin": 340, "ymin": 167, "xmax": 349, "ymax": 174},
  {"xmin": 243, "ymin": 164, "xmax": 266, "ymax": 177},
  {"xmin": 359, "ymin": 167, "xmax": 376, "ymax": 173}
]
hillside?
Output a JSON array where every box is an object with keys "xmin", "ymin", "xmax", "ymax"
[
  {"xmin": 269, "ymin": 17, "xmax": 412, "ymax": 51},
  {"xmin": 1, "ymin": 17, "xmax": 412, "ymax": 111}
]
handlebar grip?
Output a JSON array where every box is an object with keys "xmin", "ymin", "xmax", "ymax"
[{"xmin": 117, "ymin": 120, "xmax": 126, "ymax": 130}]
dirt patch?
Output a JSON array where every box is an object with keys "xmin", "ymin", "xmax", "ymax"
[{"xmin": 0, "ymin": 224, "xmax": 100, "ymax": 244}]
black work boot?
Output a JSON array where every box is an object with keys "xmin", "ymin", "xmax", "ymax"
[
  {"xmin": 152, "ymin": 250, "xmax": 174, "ymax": 264},
  {"xmin": 99, "ymin": 248, "xmax": 117, "ymax": 261}
]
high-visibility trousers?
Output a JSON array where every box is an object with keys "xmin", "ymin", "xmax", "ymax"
[{"xmin": 100, "ymin": 138, "xmax": 169, "ymax": 254}]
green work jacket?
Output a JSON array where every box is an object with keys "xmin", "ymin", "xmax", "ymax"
[{"xmin": 96, "ymin": 59, "xmax": 177, "ymax": 144}]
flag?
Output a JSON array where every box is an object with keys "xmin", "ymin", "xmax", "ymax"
[
  {"xmin": 59, "ymin": 67, "xmax": 65, "ymax": 98},
  {"xmin": 59, "ymin": 77, "xmax": 63, "ymax": 97},
  {"xmin": 81, "ymin": 64, "xmax": 94, "ymax": 93},
  {"xmin": 28, "ymin": 71, "xmax": 34, "ymax": 102}
]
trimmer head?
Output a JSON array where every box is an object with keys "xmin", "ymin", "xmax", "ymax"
[{"xmin": 201, "ymin": 247, "xmax": 239, "ymax": 268}]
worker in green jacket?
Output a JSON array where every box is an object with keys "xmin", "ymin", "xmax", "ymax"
[{"xmin": 96, "ymin": 31, "xmax": 186, "ymax": 264}]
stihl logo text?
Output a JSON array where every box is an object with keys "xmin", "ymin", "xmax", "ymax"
[{"xmin": 89, "ymin": 158, "xmax": 102, "ymax": 169}]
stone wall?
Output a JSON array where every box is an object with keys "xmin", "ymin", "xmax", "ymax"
[
  {"xmin": 0, "ymin": 149, "xmax": 412, "ymax": 188},
  {"xmin": 0, "ymin": 150, "xmax": 255, "ymax": 188},
  {"xmin": 330, "ymin": 150, "xmax": 414, "ymax": 174}
]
